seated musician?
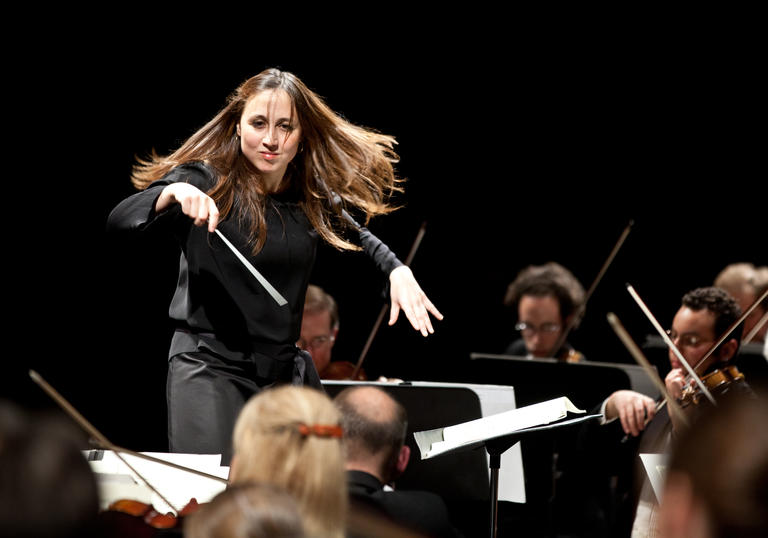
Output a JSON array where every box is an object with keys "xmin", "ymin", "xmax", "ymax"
[
  {"xmin": 578, "ymin": 287, "xmax": 754, "ymax": 537},
  {"xmin": 503, "ymin": 262, "xmax": 586, "ymax": 362},
  {"xmin": 334, "ymin": 385, "xmax": 463, "ymax": 538},
  {"xmin": 299, "ymin": 284, "xmax": 400, "ymax": 382},
  {"xmin": 297, "ymin": 284, "xmax": 341, "ymax": 379},
  {"xmin": 714, "ymin": 262, "xmax": 768, "ymax": 345}
]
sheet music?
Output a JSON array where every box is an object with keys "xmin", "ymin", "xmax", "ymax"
[
  {"xmin": 415, "ymin": 397, "xmax": 585, "ymax": 460},
  {"xmin": 324, "ymin": 380, "xmax": 529, "ymax": 503},
  {"xmin": 85, "ymin": 451, "xmax": 229, "ymax": 514}
]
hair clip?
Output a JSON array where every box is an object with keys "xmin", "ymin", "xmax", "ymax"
[{"xmin": 296, "ymin": 423, "xmax": 343, "ymax": 438}]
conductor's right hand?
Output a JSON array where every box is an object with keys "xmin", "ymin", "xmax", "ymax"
[{"xmin": 156, "ymin": 183, "xmax": 220, "ymax": 233}]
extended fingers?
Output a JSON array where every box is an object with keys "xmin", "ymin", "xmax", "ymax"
[
  {"xmin": 389, "ymin": 302, "xmax": 401, "ymax": 326},
  {"xmin": 392, "ymin": 288, "xmax": 434, "ymax": 336},
  {"xmin": 402, "ymin": 292, "xmax": 432, "ymax": 336},
  {"xmin": 387, "ymin": 266, "xmax": 442, "ymax": 336},
  {"xmin": 424, "ymin": 296, "xmax": 444, "ymax": 321}
]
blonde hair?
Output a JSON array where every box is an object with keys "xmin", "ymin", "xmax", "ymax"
[
  {"xmin": 714, "ymin": 263, "xmax": 759, "ymax": 296},
  {"xmin": 231, "ymin": 386, "xmax": 347, "ymax": 538},
  {"xmin": 130, "ymin": 68, "xmax": 402, "ymax": 255}
]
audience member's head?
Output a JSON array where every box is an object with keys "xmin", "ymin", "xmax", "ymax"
[
  {"xmin": 230, "ymin": 386, "xmax": 347, "ymax": 538},
  {"xmin": 334, "ymin": 386, "xmax": 409, "ymax": 485},
  {"xmin": 0, "ymin": 400, "xmax": 100, "ymax": 538},
  {"xmin": 714, "ymin": 262, "xmax": 768, "ymax": 343},
  {"xmin": 504, "ymin": 262, "xmax": 585, "ymax": 357},
  {"xmin": 298, "ymin": 284, "xmax": 339, "ymax": 374},
  {"xmin": 658, "ymin": 394, "xmax": 768, "ymax": 538},
  {"xmin": 184, "ymin": 481, "xmax": 305, "ymax": 538}
]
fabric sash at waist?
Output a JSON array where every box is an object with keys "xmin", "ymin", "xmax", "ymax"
[{"xmin": 169, "ymin": 327, "xmax": 300, "ymax": 381}]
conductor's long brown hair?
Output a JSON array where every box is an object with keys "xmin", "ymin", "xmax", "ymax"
[{"xmin": 131, "ymin": 68, "xmax": 403, "ymax": 254}]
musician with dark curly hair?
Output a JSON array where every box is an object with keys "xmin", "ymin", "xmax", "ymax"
[{"xmin": 503, "ymin": 261, "xmax": 586, "ymax": 362}]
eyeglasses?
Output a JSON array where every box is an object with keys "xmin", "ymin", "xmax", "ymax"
[
  {"xmin": 515, "ymin": 322, "xmax": 561, "ymax": 334},
  {"xmin": 296, "ymin": 335, "xmax": 335, "ymax": 349},
  {"xmin": 666, "ymin": 329, "xmax": 711, "ymax": 348}
]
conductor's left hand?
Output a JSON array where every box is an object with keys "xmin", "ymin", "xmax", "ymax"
[{"xmin": 388, "ymin": 266, "xmax": 443, "ymax": 336}]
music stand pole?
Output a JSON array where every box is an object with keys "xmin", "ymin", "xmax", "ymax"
[
  {"xmin": 488, "ymin": 450, "xmax": 502, "ymax": 538},
  {"xmin": 481, "ymin": 415, "xmax": 602, "ymax": 538}
]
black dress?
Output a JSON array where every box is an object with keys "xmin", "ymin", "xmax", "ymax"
[{"xmin": 107, "ymin": 162, "xmax": 402, "ymax": 462}]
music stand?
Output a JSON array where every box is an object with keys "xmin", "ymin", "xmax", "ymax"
[
  {"xmin": 485, "ymin": 416, "xmax": 601, "ymax": 538},
  {"xmin": 467, "ymin": 353, "xmax": 635, "ymax": 410},
  {"xmin": 417, "ymin": 412, "xmax": 601, "ymax": 538}
]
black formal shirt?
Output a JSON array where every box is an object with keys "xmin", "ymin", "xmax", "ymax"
[
  {"xmin": 107, "ymin": 162, "xmax": 402, "ymax": 372},
  {"xmin": 347, "ymin": 470, "xmax": 462, "ymax": 538}
]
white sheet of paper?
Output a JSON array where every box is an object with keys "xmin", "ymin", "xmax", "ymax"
[
  {"xmin": 640, "ymin": 453, "xmax": 668, "ymax": 503},
  {"xmin": 86, "ymin": 451, "xmax": 229, "ymax": 514}
]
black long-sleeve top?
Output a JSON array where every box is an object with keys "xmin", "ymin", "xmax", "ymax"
[{"xmin": 107, "ymin": 162, "xmax": 402, "ymax": 373}]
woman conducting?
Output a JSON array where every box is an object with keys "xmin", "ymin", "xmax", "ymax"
[{"xmin": 107, "ymin": 68, "xmax": 442, "ymax": 462}]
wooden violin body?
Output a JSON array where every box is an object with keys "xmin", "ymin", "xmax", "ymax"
[
  {"xmin": 321, "ymin": 360, "xmax": 368, "ymax": 380},
  {"xmin": 559, "ymin": 348, "xmax": 584, "ymax": 363},
  {"xmin": 680, "ymin": 365, "xmax": 746, "ymax": 408},
  {"xmin": 98, "ymin": 498, "xmax": 200, "ymax": 536}
]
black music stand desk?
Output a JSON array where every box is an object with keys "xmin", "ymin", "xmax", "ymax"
[{"xmin": 415, "ymin": 409, "xmax": 601, "ymax": 538}]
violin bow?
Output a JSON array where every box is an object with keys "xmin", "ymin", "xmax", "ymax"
[
  {"xmin": 549, "ymin": 220, "xmax": 633, "ymax": 359},
  {"xmin": 28, "ymin": 370, "xmax": 228, "ymax": 512},
  {"xmin": 351, "ymin": 221, "xmax": 428, "ymax": 380},
  {"xmin": 625, "ymin": 285, "xmax": 717, "ymax": 405},
  {"xmin": 742, "ymin": 292, "xmax": 768, "ymax": 345},
  {"xmin": 606, "ymin": 312, "xmax": 689, "ymax": 428}
]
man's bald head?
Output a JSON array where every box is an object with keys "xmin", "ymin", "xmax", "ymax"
[{"xmin": 334, "ymin": 386, "xmax": 408, "ymax": 483}]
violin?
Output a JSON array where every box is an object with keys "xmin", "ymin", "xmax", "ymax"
[
  {"xmin": 27, "ymin": 370, "xmax": 228, "ymax": 537},
  {"xmin": 559, "ymin": 348, "xmax": 584, "ymax": 363},
  {"xmin": 679, "ymin": 365, "xmax": 746, "ymax": 408},
  {"xmin": 99, "ymin": 498, "xmax": 200, "ymax": 536},
  {"xmin": 321, "ymin": 360, "xmax": 368, "ymax": 380}
]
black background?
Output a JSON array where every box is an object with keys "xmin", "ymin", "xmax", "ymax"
[{"xmin": 4, "ymin": 22, "xmax": 764, "ymax": 453}]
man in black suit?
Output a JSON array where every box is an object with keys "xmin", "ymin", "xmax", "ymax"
[{"xmin": 334, "ymin": 385, "xmax": 462, "ymax": 538}]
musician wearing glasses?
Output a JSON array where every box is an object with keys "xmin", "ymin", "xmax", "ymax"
[
  {"xmin": 582, "ymin": 287, "xmax": 754, "ymax": 537},
  {"xmin": 297, "ymin": 284, "xmax": 339, "ymax": 378},
  {"xmin": 503, "ymin": 262, "xmax": 586, "ymax": 362},
  {"xmin": 601, "ymin": 287, "xmax": 747, "ymax": 438}
]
